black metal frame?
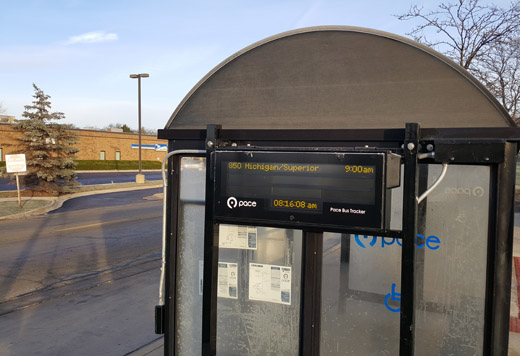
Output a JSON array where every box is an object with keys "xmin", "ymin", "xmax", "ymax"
[
  {"xmin": 201, "ymin": 125, "xmax": 220, "ymax": 355},
  {"xmin": 400, "ymin": 123, "xmax": 420, "ymax": 355},
  {"xmin": 489, "ymin": 142, "xmax": 517, "ymax": 354},
  {"xmin": 164, "ymin": 147, "xmax": 180, "ymax": 356},
  {"xmin": 159, "ymin": 125, "xmax": 520, "ymax": 356},
  {"xmin": 301, "ymin": 232, "xmax": 323, "ymax": 356}
]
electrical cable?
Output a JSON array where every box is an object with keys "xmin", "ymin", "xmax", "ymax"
[{"xmin": 417, "ymin": 163, "xmax": 448, "ymax": 204}]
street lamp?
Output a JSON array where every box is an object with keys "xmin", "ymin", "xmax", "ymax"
[{"xmin": 129, "ymin": 73, "xmax": 149, "ymax": 183}]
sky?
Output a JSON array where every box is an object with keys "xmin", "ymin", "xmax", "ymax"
[{"xmin": 0, "ymin": 0, "xmax": 512, "ymax": 132}]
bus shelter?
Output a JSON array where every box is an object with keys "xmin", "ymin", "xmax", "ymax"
[{"xmin": 156, "ymin": 27, "xmax": 520, "ymax": 355}]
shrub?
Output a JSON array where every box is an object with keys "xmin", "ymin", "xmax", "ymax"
[{"xmin": 74, "ymin": 160, "xmax": 162, "ymax": 170}]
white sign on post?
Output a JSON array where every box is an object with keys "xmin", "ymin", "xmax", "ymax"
[
  {"xmin": 5, "ymin": 154, "xmax": 27, "ymax": 208},
  {"xmin": 6, "ymin": 154, "xmax": 27, "ymax": 173}
]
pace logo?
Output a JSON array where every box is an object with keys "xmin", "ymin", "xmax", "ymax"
[
  {"xmin": 226, "ymin": 197, "xmax": 257, "ymax": 209},
  {"xmin": 444, "ymin": 186, "xmax": 485, "ymax": 197},
  {"xmin": 227, "ymin": 197, "xmax": 238, "ymax": 209},
  {"xmin": 354, "ymin": 234, "xmax": 441, "ymax": 250},
  {"xmin": 472, "ymin": 186, "xmax": 485, "ymax": 197}
]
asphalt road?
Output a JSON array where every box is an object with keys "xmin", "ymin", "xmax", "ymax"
[
  {"xmin": 0, "ymin": 171, "xmax": 163, "ymax": 191},
  {"xmin": 0, "ymin": 187, "xmax": 163, "ymax": 355}
]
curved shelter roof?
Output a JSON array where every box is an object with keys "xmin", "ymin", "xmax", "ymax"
[{"xmin": 165, "ymin": 26, "xmax": 515, "ymax": 129}]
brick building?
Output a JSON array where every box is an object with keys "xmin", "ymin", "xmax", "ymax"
[{"xmin": 0, "ymin": 124, "xmax": 168, "ymax": 162}]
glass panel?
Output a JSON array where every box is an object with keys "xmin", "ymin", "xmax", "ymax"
[
  {"xmin": 320, "ymin": 232, "xmax": 401, "ymax": 355},
  {"xmin": 217, "ymin": 225, "xmax": 302, "ymax": 356},
  {"xmin": 175, "ymin": 157, "xmax": 206, "ymax": 355},
  {"xmin": 320, "ymin": 164, "xmax": 490, "ymax": 355},
  {"xmin": 320, "ymin": 166, "xmax": 405, "ymax": 355},
  {"xmin": 100, "ymin": 151, "xmax": 105, "ymax": 160},
  {"xmin": 415, "ymin": 164, "xmax": 490, "ymax": 355},
  {"xmin": 320, "ymin": 163, "xmax": 490, "ymax": 355},
  {"xmin": 115, "ymin": 151, "xmax": 121, "ymax": 160}
]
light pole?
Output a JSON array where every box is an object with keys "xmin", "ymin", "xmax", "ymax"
[{"xmin": 129, "ymin": 73, "xmax": 149, "ymax": 183}]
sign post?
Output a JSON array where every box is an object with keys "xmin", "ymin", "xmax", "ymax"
[{"xmin": 6, "ymin": 154, "xmax": 27, "ymax": 208}]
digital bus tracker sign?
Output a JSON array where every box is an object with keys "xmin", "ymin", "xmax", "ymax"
[{"xmin": 213, "ymin": 150, "xmax": 401, "ymax": 230}]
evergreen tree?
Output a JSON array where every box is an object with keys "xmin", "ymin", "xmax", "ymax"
[
  {"xmin": 14, "ymin": 84, "xmax": 78, "ymax": 193},
  {"xmin": 121, "ymin": 124, "xmax": 133, "ymax": 132}
]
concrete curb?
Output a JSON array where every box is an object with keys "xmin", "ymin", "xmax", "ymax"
[{"xmin": 0, "ymin": 183, "xmax": 162, "ymax": 221}]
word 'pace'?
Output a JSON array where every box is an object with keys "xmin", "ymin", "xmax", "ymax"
[{"xmin": 354, "ymin": 234, "xmax": 440, "ymax": 250}]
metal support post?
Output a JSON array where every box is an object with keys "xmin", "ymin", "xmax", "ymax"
[
  {"xmin": 400, "ymin": 123, "xmax": 420, "ymax": 355},
  {"xmin": 201, "ymin": 125, "xmax": 221, "ymax": 356}
]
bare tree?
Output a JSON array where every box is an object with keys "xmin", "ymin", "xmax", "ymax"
[
  {"xmin": 473, "ymin": 39, "xmax": 520, "ymax": 119},
  {"xmin": 141, "ymin": 127, "xmax": 157, "ymax": 135},
  {"xmin": 397, "ymin": 0, "xmax": 520, "ymax": 122}
]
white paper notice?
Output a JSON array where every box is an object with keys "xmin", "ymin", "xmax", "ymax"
[
  {"xmin": 218, "ymin": 224, "xmax": 257, "ymax": 250},
  {"xmin": 249, "ymin": 263, "xmax": 291, "ymax": 305},
  {"xmin": 218, "ymin": 262, "xmax": 238, "ymax": 299}
]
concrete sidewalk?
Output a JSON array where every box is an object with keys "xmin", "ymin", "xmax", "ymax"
[{"xmin": 0, "ymin": 181, "xmax": 162, "ymax": 220}]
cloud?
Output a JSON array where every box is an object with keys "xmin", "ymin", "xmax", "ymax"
[{"xmin": 64, "ymin": 31, "xmax": 118, "ymax": 45}]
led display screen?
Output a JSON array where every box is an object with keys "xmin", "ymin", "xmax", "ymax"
[{"xmin": 214, "ymin": 151, "xmax": 391, "ymax": 230}]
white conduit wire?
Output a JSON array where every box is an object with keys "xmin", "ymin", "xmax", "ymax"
[
  {"xmin": 417, "ymin": 163, "xmax": 449, "ymax": 204},
  {"xmin": 159, "ymin": 149, "xmax": 206, "ymax": 306}
]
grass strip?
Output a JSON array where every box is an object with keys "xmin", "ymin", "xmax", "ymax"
[
  {"xmin": 0, "ymin": 199, "xmax": 51, "ymax": 217},
  {"xmin": 74, "ymin": 160, "xmax": 162, "ymax": 170}
]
